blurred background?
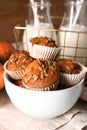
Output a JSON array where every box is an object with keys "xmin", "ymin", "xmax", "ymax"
[{"xmin": 0, "ymin": 0, "xmax": 65, "ymax": 42}]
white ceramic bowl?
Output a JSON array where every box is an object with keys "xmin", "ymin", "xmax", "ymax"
[{"xmin": 4, "ymin": 72, "xmax": 84, "ymax": 120}]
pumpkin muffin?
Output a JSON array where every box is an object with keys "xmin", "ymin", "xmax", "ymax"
[
  {"xmin": 4, "ymin": 50, "xmax": 33, "ymax": 80},
  {"xmin": 14, "ymin": 79, "xmax": 23, "ymax": 87},
  {"xmin": 22, "ymin": 59, "xmax": 60, "ymax": 91},
  {"xmin": 28, "ymin": 36, "xmax": 61, "ymax": 60},
  {"xmin": 84, "ymin": 72, "xmax": 87, "ymax": 88},
  {"xmin": 56, "ymin": 59, "xmax": 86, "ymax": 86},
  {"xmin": 30, "ymin": 36, "xmax": 57, "ymax": 47},
  {"xmin": 80, "ymin": 72, "xmax": 87, "ymax": 101},
  {"xmin": 57, "ymin": 59, "xmax": 81, "ymax": 74}
]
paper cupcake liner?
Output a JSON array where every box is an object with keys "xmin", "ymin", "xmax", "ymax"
[
  {"xmin": 4, "ymin": 61, "xmax": 25, "ymax": 80},
  {"xmin": 59, "ymin": 63, "xmax": 86, "ymax": 86},
  {"xmin": 23, "ymin": 79, "xmax": 59, "ymax": 91},
  {"xmin": 27, "ymin": 42, "xmax": 62, "ymax": 60}
]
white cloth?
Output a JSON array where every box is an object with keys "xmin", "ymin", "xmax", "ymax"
[{"xmin": 0, "ymin": 89, "xmax": 87, "ymax": 130}]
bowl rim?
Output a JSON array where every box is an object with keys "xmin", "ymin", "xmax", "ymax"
[{"xmin": 4, "ymin": 71, "xmax": 84, "ymax": 93}]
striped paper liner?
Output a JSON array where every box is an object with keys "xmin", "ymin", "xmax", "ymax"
[{"xmin": 27, "ymin": 42, "xmax": 62, "ymax": 60}]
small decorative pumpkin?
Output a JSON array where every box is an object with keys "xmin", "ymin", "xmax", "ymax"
[
  {"xmin": 0, "ymin": 42, "xmax": 15, "ymax": 63},
  {"xmin": 0, "ymin": 63, "xmax": 4, "ymax": 90},
  {"xmin": 0, "ymin": 42, "xmax": 15, "ymax": 90}
]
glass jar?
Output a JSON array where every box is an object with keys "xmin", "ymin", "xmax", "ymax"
[
  {"xmin": 23, "ymin": 0, "xmax": 57, "ymax": 48},
  {"xmin": 28, "ymin": 0, "xmax": 53, "ymax": 28},
  {"xmin": 58, "ymin": 0, "xmax": 87, "ymax": 66}
]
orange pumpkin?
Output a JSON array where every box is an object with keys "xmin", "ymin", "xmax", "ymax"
[
  {"xmin": 0, "ymin": 42, "xmax": 15, "ymax": 63},
  {"xmin": 0, "ymin": 63, "xmax": 4, "ymax": 90}
]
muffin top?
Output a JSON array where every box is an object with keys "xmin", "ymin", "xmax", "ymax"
[
  {"xmin": 22, "ymin": 59, "xmax": 59, "ymax": 89},
  {"xmin": 56, "ymin": 59, "xmax": 81, "ymax": 74},
  {"xmin": 6, "ymin": 50, "xmax": 33, "ymax": 71},
  {"xmin": 29, "ymin": 36, "xmax": 57, "ymax": 47}
]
